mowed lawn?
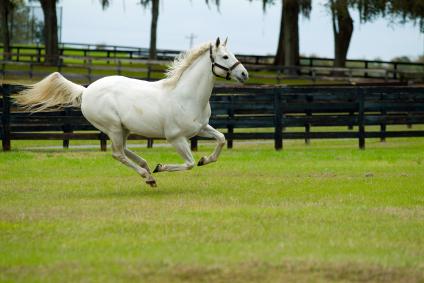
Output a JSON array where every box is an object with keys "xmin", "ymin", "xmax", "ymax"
[{"xmin": 0, "ymin": 139, "xmax": 423, "ymax": 282}]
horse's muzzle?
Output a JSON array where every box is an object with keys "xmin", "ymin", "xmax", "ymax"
[{"xmin": 236, "ymin": 71, "xmax": 249, "ymax": 83}]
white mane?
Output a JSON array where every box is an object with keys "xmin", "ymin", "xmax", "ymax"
[{"xmin": 164, "ymin": 42, "xmax": 211, "ymax": 87}]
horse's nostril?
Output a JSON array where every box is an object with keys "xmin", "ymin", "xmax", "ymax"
[{"xmin": 241, "ymin": 72, "xmax": 246, "ymax": 78}]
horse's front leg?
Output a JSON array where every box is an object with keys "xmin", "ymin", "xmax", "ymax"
[
  {"xmin": 197, "ymin": 125, "xmax": 226, "ymax": 166},
  {"xmin": 153, "ymin": 137, "xmax": 195, "ymax": 173}
]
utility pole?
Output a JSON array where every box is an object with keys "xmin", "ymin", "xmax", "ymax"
[{"xmin": 185, "ymin": 33, "xmax": 197, "ymax": 49}]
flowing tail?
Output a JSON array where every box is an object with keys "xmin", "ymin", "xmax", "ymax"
[{"xmin": 13, "ymin": 72, "xmax": 86, "ymax": 112}]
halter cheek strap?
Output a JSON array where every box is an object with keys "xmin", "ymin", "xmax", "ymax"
[{"xmin": 209, "ymin": 44, "xmax": 241, "ymax": 80}]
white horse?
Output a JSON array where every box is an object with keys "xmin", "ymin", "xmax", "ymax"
[{"xmin": 14, "ymin": 38, "xmax": 249, "ymax": 187}]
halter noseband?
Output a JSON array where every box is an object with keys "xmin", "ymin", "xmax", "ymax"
[{"xmin": 209, "ymin": 44, "xmax": 241, "ymax": 80}]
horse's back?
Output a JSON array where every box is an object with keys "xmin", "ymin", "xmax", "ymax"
[
  {"xmin": 81, "ymin": 76, "xmax": 166, "ymax": 137},
  {"xmin": 84, "ymin": 76, "xmax": 160, "ymax": 98}
]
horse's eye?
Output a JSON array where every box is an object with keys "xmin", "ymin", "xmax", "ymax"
[{"xmin": 223, "ymin": 55, "xmax": 229, "ymax": 60}]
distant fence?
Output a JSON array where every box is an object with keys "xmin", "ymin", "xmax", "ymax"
[
  {"xmin": 1, "ymin": 43, "xmax": 423, "ymax": 83},
  {"xmin": 1, "ymin": 55, "xmax": 422, "ymax": 85},
  {"xmin": 1, "ymin": 84, "xmax": 424, "ymax": 152},
  {"xmin": 0, "ymin": 57, "xmax": 166, "ymax": 84}
]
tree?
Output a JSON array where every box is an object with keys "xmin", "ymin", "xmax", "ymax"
[
  {"xmin": 1, "ymin": 1, "xmax": 44, "ymax": 55},
  {"xmin": 101, "ymin": 0, "xmax": 160, "ymax": 60},
  {"xmin": 205, "ymin": 0, "xmax": 220, "ymax": 7},
  {"xmin": 355, "ymin": 0, "xmax": 424, "ymax": 31},
  {"xmin": 255, "ymin": 0, "xmax": 310, "ymax": 70},
  {"xmin": 330, "ymin": 0, "xmax": 353, "ymax": 69},
  {"xmin": 332, "ymin": 0, "xmax": 424, "ymax": 68},
  {"xmin": 141, "ymin": 0, "xmax": 159, "ymax": 60},
  {"xmin": 99, "ymin": 0, "xmax": 110, "ymax": 9},
  {"xmin": 39, "ymin": 0, "xmax": 59, "ymax": 65},
  {"xmin": 274, "ymin": 0, "xmax": 285, "ymax": 65},
  {"xmin": 252, "ymin": 0, "xmax": 285, "ymax": 65},
  {"xmin": 271, "ymin": 1, "xmax": 312, "ymax": 72},
  {"xmin": 282, "ymin": 0, "xmax": 301, "ymax": 71},
  {"xmin": 0, "ymin": 0, "xmax": 14, "ymax": 60}
]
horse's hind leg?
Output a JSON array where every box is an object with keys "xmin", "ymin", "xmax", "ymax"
[
  {"xmin": 109, "ymin": 130, "xmax": 156, "ymax": 187},
  {"xmin": 125, "ymin": 149, "xmax": 152, "ymax": 173},
  {"xmin": 122, "ymin": 130, "xmax": 152, "ymax": 173}
]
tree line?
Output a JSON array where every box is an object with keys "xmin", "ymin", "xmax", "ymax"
[{"xmin": 1, "ymin": 0, "xmax": 423, "ymax": 69}]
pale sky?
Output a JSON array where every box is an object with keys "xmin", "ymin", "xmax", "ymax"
[{"xmin": 56, "ymin": 0, "xmax": 423, "ymax": 61}]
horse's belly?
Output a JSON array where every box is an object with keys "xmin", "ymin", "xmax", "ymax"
[
  {"xmin": 164, "ymin": 115, "xmax": 209, "ymax": 140},
  {"xmin": 82, "ymin": 76, "xmax": 166, "ymax": 137},
  {"xmin": 119, "ymin": 100, "xmax": 166, "ymax": 138},
  {"xmin": 123, "ymin": 118, "xmax": 165, "ymax": 138}
]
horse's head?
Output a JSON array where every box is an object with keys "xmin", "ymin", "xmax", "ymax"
[{"xmin": 209, "ymin": 37, "xmax": 249, "ymax": 83}]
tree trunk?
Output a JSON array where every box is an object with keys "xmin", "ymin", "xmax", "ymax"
[
  {"xmin": 0, "ymin": 0, "xmax": 11, "ymax": 60},
  {"xmin": 331, "ymin": 0, "xmax": 353, "ymax": 71},
  {"xmin": 283, "ymin": 0, "xmax": 299, "ymax": 75},
  {"xmin": 274, "ymin": 0, "xmax": 285, "ymax": 66},
  {"xmin": 40, "ymin": 0, "xmax": 59, "ymax": 65},
  {"xmin": 149, "ymin": 0, "xmax": 159, "ymax": 60}
]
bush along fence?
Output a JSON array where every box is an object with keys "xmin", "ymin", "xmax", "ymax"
[{"xmin": 1, "ymin": 84, "xmax": 424, "ymax": 152}]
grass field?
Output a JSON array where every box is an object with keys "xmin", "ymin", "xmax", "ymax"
[{"xmin": 1, "ymin": 139, "xmax": 424, "ymax": 282}]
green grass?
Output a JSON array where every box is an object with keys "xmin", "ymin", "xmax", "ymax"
[{"xmin": 1, "ymin": 139, "xmax": 424, "ymax": 282}]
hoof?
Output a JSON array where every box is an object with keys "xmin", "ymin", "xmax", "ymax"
[
  {"xmin": 197, "ymin": 157, "xmax": 207, "ymax": 166},
  {"xmin": 146, "ymin": 179, "xmax": 157, "ymax": 187},
  {"xmin": 153, "ymin": 164, "xmax": 162, "ymax": 173}
]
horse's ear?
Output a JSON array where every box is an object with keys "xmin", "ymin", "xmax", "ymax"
[
  {"xmin": 215, "ymin": 37, "xmax": 220, "ymax": 48},
  {"xmin": 223, "ymin": 37, "xmax": 228, "ymax": 46}
]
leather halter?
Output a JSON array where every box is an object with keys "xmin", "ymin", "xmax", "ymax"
[{"xmin": 209, "ymin": 44, "xmax": 241, "ymax": 80}]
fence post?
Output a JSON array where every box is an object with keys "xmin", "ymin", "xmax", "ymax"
[
  {"xmin": 357, "ymin": 88, "xmax": 365, "ymax": 150},
  {"xmin": 28, "ymin": 62, "xmax": 33, "ymax": 79},
  {"xmin": 380, "ymin": 110, "xmax": 387, "ymax": 142},
  {"xmin": 274, "ymin": 89, "xmax": 283, "ymax": 150},
  {"xmin": 62, "ymin": 108, "xmax": 72, "ymax": 149},
  {"xmin": 364, "ymin": 61, "xmax": 369, "ymax": 78},
  {"xmin": 87, "ymin": 59, "xmax": 92, "ymax": 83},
  {"xmin": 147, "ymin": 64, "xmax": 152, "ymax": 81},
  {"xmin": 309, "ymin": 58, "xmax": 313, "ymax": 76},
  {"xmin": 117, "ymin": 60, "xmax": 122, "ymax": 75},
  {"xmin": 0, "ymin": 62, "xmax": 3, "ymax": 81},
  {"xmin": 393, "ymin": 63, "xmax": 398, "ymax": 80},
  {"xmin": 190, "ymin": 137, "xmax": 198, "ymax": 151},
  {"xmin": 1, "ymin": 85, "xmax": 11, "ymax": 151},
  {"xmin": 348, "ymin": 96, "xmax": 354, "ymax": 130},
  {"xmin": 305, "ymin": 95, "xmax": 312, "ymax": 145},
  {"xmin": 99, "ymin": 132, "xmax": 107, "ymax": 151},
  {"xmin": 147, "ymin": 138, "xmax": 154, "ymax": 148},
  {"xmin": 37, "ymin": 48, "xmax": 41, "ymax": 63},
  {"xmin": 57, "ymin": 59, "xmax": 62, "ymax": 74},
  {"xmin": 227, "ymin": 95, "xmax": 234, "ymax": 149},
  {"xmin": 276, "ymin": 68, "xmax": 282, "ymax": 84}
]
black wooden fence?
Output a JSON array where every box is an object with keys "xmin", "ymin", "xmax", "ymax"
[
  {"xmin": 4, "ymin": 43, "xmax": 424, "ymax": 73},
  {"xmin": 2, "ymin": 43, "xmax": 424, "ymax": 83},
  {"xmin": 1, "ymin": 84, "xmax": 424, "ymax": 151}
]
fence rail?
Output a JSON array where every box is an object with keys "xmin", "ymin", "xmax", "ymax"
[
  {"xmin": 1, "ymin": 43, "xmax": 423, "ymax": 83},
  {"xmin": 1, "ymin": 57, "xmax": 420, "ymax": 85},
  {"xmin": 1, "ymin": 84, "xmax": 424, "ymax": 151}
]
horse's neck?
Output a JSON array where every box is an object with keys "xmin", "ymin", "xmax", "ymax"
[{"xmin": 173, "ymin": 52, "xmax": 215, "ymax": 109}]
